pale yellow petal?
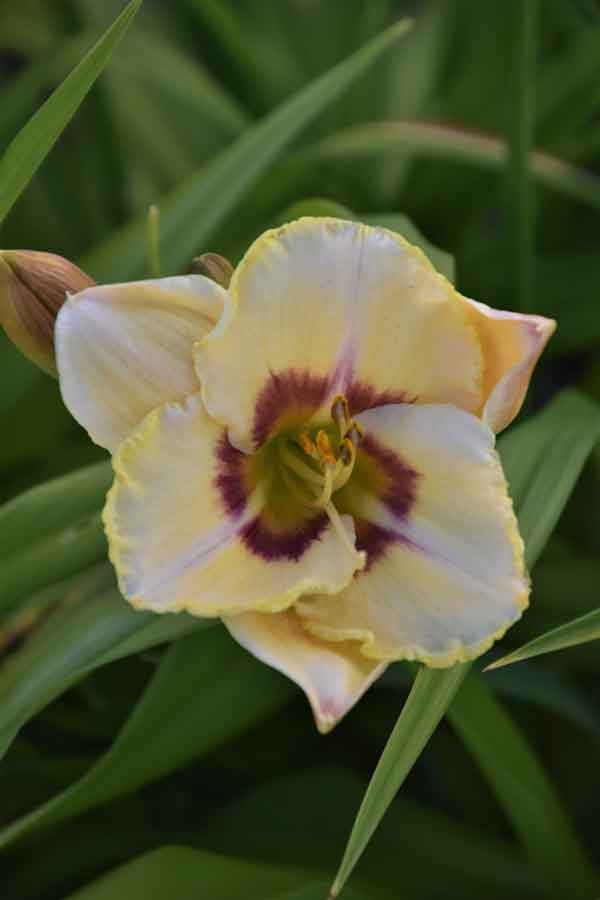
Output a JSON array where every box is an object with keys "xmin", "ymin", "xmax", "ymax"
[
  {"xmin": 296, "ymin": 403, "xmax": 528, "ymax": 666},
  {"xmin": 104, "ymin": 393, "xmax": 361, "ymax": 617},
  {"xmin": 459, "ymin": 295, "xmax": 555, "ymax": 433},
  {"xmin": 56, "ymin": 275, "xmax": 226, "ymax": 451},
  {"xmin": 223, "ymin": 609, "xmax": 386, "ymax": 733},
  {"xmin": 196, "ymin": 217, "xmax": 483, "ymax": 452}
]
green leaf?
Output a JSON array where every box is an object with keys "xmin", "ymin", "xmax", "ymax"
[
  {"xmin": 204, "ymin": 767, "xmax": 544, "ymax": 898},
  {"xmin": 307, "ymin": 120, "xmax": 600, "ymax": 212},
  {"xmin": 330, "ymin": 388, "xmax": 600, "ymax": 898},
  {"xmin": 486, "ymin": 664, "xmax": 600, "ymax": 744},
  {"xmin": 184, "ymin": 0, "xmax": 304, "ymax": 108},
  {"xmin": 62, "ymin": 845, "xmax": 322, "ymax": 900},
  {"xmin": 0, "ymin": 577, "xmax": 209, "ymax": 763},
  {"xmin": 487, "ymin": 607, "xmax": 600, "ymax": 670},
  {"xmin": 273, "ymin": 197, "xmax": 356, "ymax": 223},
  {"xmin": 0, "ymin": 583, "xmax": 146, "ymax": 760},
  {"xmin": 0, "ymin": 0, "xmax": 141, "ymax": 226},
  {"xmin": 506, "ymin": 0, "xmax": 537, "ymax": 312},
  {"xmin": 82, "ymin": 18, "xmax": 413, "ymax": 281},
  {"xmin": 0, "ymin": 627, "xmax": 293, "ymax": 850},
  {"xmin": 448, "ymin": 674, "xmax": 598, "ymax": 898},
  {"xmin": 497, "ymin": 390, "xmax": 600, "ymax": 569},
  {"xmin": 329, "ymin": 663, "xmax": 469, "ymax": 898},
  {"xmin": 0, "ymin": 512, "xmax": 107, "ymax": 616},
  {"xmin": 0, "ymin": 461, "xmax": 112, "ymax": 613}
]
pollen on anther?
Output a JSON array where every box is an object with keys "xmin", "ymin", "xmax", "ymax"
[
  {"xmin": 331, "ymin": 394, "xmax": 350, "ymax": 433},
  {"xmin": 316, "ymin": 430, "xmax": 336, "ymax": 465},
  {"xmin": 298, "ymin": 431, "xmax": 316, "ymax": 456},
  {"xmin": 340, "ymin": 436, "xmax": 355, "ymax": 466}
]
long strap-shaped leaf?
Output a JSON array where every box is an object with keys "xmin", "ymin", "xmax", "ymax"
[
  {"xmin": 448, "ymin": 674, "xmax": 598, "ymax": 898},
  {"xmin": 61, "ymin": 845, "xmax": 369, "ymax": 900},
  {"xmin": 82, "ymin": 19, "xmax": 413, "ymax": 281},
  {"xmin": 0, "ymin": 461, "xmax": 113, "ymax": 615},
  {"xmin": 307, "ymin": 120, "xmax": 600, "ymax": 212},
  {"xmin": 487, "ymin": 606, "xmax": 600, "ymax": 670},
  {"xmin": 0, "ymin": 626, "xmax": 293, "ymax": 850},
  {"xmin": 330, "ymin": 389, "xmax": 600, "ymax": 898},
  {"xmin": 0, "ymin": 0, "xmax": 141, "ymax": 226},
  {"xmin": 329, "ymin": 664, "xmax": 469, "ymax": 897},
  {"xmin": 0, "ymin": 577, "xmax": 209, "ymax": 762}
]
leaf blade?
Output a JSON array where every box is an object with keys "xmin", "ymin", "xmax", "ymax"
[
  {"xmin": 487, "ymin": 607, "xmax": 600, "ymax": 669},
  {"xmin": 448, "ymin": 674, "xmax": 598, "ymax": 898},
  {"xmin": 329, "ymin": 663, "xmax": 468, "ymax": 898},
  {"xmin": 0, "ymin": 0, "xmax": 141, "ymax": 225},
  {"xmin": 0, "ymin": 626, "xmax": 293, "ymax": 849},
  {"xmin": 82, "ymin": 18, "xmax": 413, "ymax": 281}
]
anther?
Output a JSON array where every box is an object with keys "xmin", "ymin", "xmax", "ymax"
[
  {"xmin": 340, "ymin": 436, "xmax": 355, "ymax": 466},
  {"xmin": 298, "ymin": 431, "xmax": 317, "ymax": 457},
  {"xmin": 345, "ymin": 422, "xmax": 364, "ymax": 447},
  {"xmin": 316, "ymin": 430, "xmax": 337, "ymax": 466},
  {"xmin": 331, "ymin": 395, "xmax": 350, "ymax": 435}
]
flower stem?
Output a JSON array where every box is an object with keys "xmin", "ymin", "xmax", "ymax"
[
  {"xmin": 147, "ymin": 204, "xmax": 161, "ymax": 278},
  {"xmin": 508, "ymin": 0, "xmax": 537, "ymax": 312}
]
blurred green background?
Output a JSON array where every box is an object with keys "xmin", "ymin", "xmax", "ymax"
[{"xmin": 1, "ymin": 2, "xmax": 600, "ymax": 899}]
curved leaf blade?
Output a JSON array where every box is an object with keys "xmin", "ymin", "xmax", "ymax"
[
  {"xmin": 0, "ymin": 626, "xmax": 293, "ymax": 849},
  {"xmin": 0, "ymin": 0, "xmax": 141, "ymax": 225},
  {"xmin": 62, "ymin": 845, "xmax": 320, "ymax": 900},
  {"xmin": 329, "ymin": 663, "xmax": 468, "ymax": 898},
  {"xmin": 498, "ymin": 389, "xmax": 600, "ymax": 569},
  {"xmin": 0, "ymin": 577, "xmax": 209, "ymax": 762},
  {"xmin": 487, "ymin": 607, "xmax": 600, "ymax": 670},
  {"xmin": 82, "ymin": 18, "xmax": 413, "ymax": 281},
  {"xmin": 449, "ymin": 674, "xmax": 598, "ymax": 898},
  {"xmin": 0, "ymin": 461, "xmax": 112, "ymax": 559},
  {"xmin": 307, "ymin": 120, "xmax": 600, "ymax": 212}
]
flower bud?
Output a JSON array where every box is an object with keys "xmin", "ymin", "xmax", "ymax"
[
  {"xmin": 189, "ymin": 252, "xmax": 234, "ymax": 289},
  {"xmin": 0, "ymin": 249, "xmax": 95, "ymax": 375}
]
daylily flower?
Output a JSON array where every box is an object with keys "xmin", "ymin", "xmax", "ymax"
[{"xmin": 55, "ymin": 218, "xmax": 555, "ymax": 732}]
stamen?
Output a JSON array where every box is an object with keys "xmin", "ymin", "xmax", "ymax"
[
  {"xmin": 298, "ymin": 431, "xmax": 317, "ymax": 458},
  {"xmin": 340, "ymin": 436, "xmax": 354, "ymax": 466},
  {"xmin": 324, "ymin": 500, "xmax": 364, "ymax": 565},
  {"xmin": 312, "ymin": 464, "xmax": 334, "ymax": 508},
  {"xmin": 279, "ymin": 397, "xmax": 364, "ymax": 512},
  {"xmin": 345, "ymin": 422, "xmax": 364, "ymax": 447},
  {"xmin": 278, "ymin": 460, "xmax": 317, "ymax": 508},
  {"xmin": 331, "ymin": 395, "xmax": 350, "ymax": 436},
  {"xmin": 279, "ymin": 442, "xmax": 324, "ymax": 486},
  {"xmin": 316, "ymin": 430, "xmax": 336, "ymax": 466}
]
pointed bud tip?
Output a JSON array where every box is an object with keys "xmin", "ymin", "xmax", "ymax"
[
  {"xmin": 0, "ymin": 249, "xmax": 95, "ymax": 375},
  {"xmin": 189, "ymin": 252, "xmax": 234, "ymax": 288}
]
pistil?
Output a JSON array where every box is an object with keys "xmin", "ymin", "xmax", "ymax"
[{"xmin": 276, "ymin": 394, "xmax": 363, "ymax": 512}]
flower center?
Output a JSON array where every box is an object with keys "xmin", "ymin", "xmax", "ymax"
[{"xmin": 275, "ymin": 395, "xmax": 363, "ymax": 555}]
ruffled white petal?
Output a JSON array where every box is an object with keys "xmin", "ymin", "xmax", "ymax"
[
  {"xmin": 56, "ymin": 275, "xmax": 226, "ymax": 451},
  {"xmin": 223, "ymin": 609, "xmax": 386, "ymax": 733},
  {"xmin": 296, "ymin": 403, "xmax": 528, "ymax": 666},
  {"xmin": 104, "ymin": 393, "xmax": 362, "ymax": 617},
  {"xmin": 459, "ymin": 296, "xmax": 555, "ymax": 433},
  {"xmin": 196, "ymin": 218, "xmax": 483, "ymax": 451}
]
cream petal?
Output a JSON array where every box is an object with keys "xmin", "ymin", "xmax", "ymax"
[
  {"xmin": 460, "ymin": 296, "xmax": 555, "ymax": 433},
  {"xmin": 55, "ymin": 275, "xmax": 226, "ymax": 451},
  {"xmin": 296, "ymin": 403, "xmax": 528, "ymax": 666},
  {"xmin": 104, "ymin": 392, "xmax": 362, "ymax": 617},
  {"xmin": 223, "ymin": 609, "xmax": 386, "ymax": 733},
  {"xmin": 195, "ymin": 217, "xmax": 483, "ymax": 452}
]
